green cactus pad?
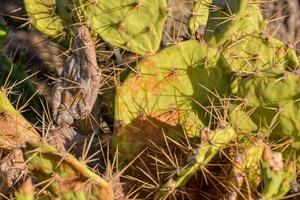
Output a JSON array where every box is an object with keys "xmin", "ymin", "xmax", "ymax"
[
  {"xmin": 224, "ymin": 34, "xmax": 299, "ymax": 72},
  {"xmin": 204, "ymin": 0, "xmax": 266, "ymax": 46},
  {"xmin": 24, "ymin": 0, "xmax": 73, "ymax": 36},
  {"xmin": 233, "ymin": 68, "xmax": 300, "ymax": 144},
  {"xmin": 228, "ymin": 142, "xmax": 265, "ymax": 196},
  {"xmin": 188, "ymin": 0, "xmax": 212, "ymax": 35},
  {"xmin": 22, "ymin": 142, "xmax": 113, "ymax": 200},
  {"xmin": 85, "ymin": 0, "xmax": 168, "ymax": 54},
  {"xmin": 114, "ymin": 40, "xmax": 232, "ymax": 162},
  {"xmin": 229, "ymin": 105, "xmax": 258, "ymax": 132},
  {"xmin": 261, "ymin": 148, "xmax": 296, "ymax": 199}
]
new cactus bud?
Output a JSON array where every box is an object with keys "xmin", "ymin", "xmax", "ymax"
[{"xmin": 260, "ymin": 146, "xmax": 296, "ymax": 199}]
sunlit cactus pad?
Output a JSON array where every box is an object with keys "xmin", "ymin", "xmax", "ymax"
[
  {"xmin": 24, "ymin": 0, "xmax": 73, "ymax": 36},
  {"xmin": 204, "ymin": 0, "xmax": 266, "ymax": 46},
  {"xmin": 232, "ymin": 68, "xmax": 300, "ymax": 145},
  {"xmin": 224, "ymin": 34, "xmax": 299, "ymax": 72},
  {"xmin": 188, "ymin": 0, "xmax": 212, "ymax": 35},
  {"xmin": 85, "ymin": 0, "xmax": 168, "ymax": 54},
  {"xmin": 114, "ymin": 40, "xmax": 232, "ymax": 160}
]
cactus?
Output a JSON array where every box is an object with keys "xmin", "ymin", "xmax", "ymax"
[
  {"xmin": 22, "ymin": 142, "xmax": 113, "ymax": 200},
  {"xmin": 260, "ymin": 145, "xmax": 296, "ymax": 199},
  {"xmin": 0, "ymin": 89, "xmax": 40, "ymax": 149},
  {"xmin": 156, "ymin": 126, "xmax": 236, "ymax": 199},
  {"xmin": 224, "ymin": 33, "xmax": 299, "ymax": 72},
  {"xmin": 230, "ymin": 68, "xmax": 300, "ymax": 148},
  {"xmin": 204, "ymin": 0, "xmax": 266, "ymax": 46},
  {"xmin": 227, "ymin": 142, "xmax": 265, "ymax": 199},
  {"xmin": 25, "ymin": 0, "xmax": 169, "ymax": 55},
  {"xmin": 2, "ymin": 0, "xmax": 300, "ymax": 199},
  {"xmin": 114, "ymin": 39, "xmax": 232, "ymax": 161},
  {"xmin": 0, "ymin": 54, "xmax": 45, "ymax": 121},
  {"xmin": 188, "ymin": 0, "xmax": 212, "ymax": 36},
  {"xmin": 24, "ymin": 0, "xmax": 73, "ymax": 37},
  {"xmin": 0, "ymin": 89, "xmax": 40, "ymax": 190},
  {"xmin": 84, "ymin": 0, "xmax": 168, "ymax": 54}
]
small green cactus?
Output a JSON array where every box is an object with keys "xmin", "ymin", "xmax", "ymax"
[
  {"xmin": 25, "ymin": 0, "xmax": 169, "ymax": 55},
  {"xmin": 231, "ymin": 68, "xmax": 300, "ymax": 146},
  {"xmin": 224, "ymin": 34, "xmax": 299, "ymax": 72},
  {"xmin": 227, "ymin": 142, "xmax": 265, "ymax": 199}
]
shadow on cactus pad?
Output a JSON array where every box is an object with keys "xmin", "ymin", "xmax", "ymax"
[{"xmin": 113, "ymin": 40, "xmax": 232, "ymax": 162}]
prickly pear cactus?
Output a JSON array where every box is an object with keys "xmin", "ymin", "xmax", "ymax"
[
  {"xmin": 24, "ymin": 0, "xmax": 73, "ymax": 37},
  {"xmin": 224, "ymin": 34, "xmax": 299, "ymax": 72},
  {"xmin": 114, "ymin": 40, "xmax": 232, "ymax": 161},
  {"xmin": 2, "ymin": 0, "xmax": 300, "ymax": 199},
  {"xmin": 85, "ymin": 0, "xmax": 168, "ymax": 54},
  {"xmin": 0, "ymin": 54, "xmax": 44, "ymax": 120},
  {"xmin": 231, "ymin": 68, "xmax": 300, "ymax": 147},
  {"xmin": 188, "ymin": 0, "xmax": 212, "ymax": 36},
  {"xmin": 0, "ymin": 89, "xmax": 40, "ymax": 191},
  {"xmin": 204, "ymin": 0, "xmax": 266, "ymax": 46},
  {"xmin": 0, "ymin": 90, "xmax": 40, "ymax": 149},
  {"xmin": 22, "ymin": 142, "xmax": 113, "ymax": 200},
  {"xmin": 157, "ymin": 126, "xmax": 236, "ymax": 199},
  {"xmin": 25, "ymin": 0, "xmax": 169, "ymax": 54},
  {"xmin": 260, "ymin": 146, "xmax": 296, "ymax": 199},
  {"xmin": 227, "ymin": 142, "xmax": 265, "ymax": 199}
]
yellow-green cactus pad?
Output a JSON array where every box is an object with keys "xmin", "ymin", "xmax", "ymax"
[
  {"xmin": 204, "ymin": 0, "xmax": 266, "ymax": 46},
  {"xmin": 24, "ymin": 0, "xmax": 73, "ymax": 36},
  {"xmin": 23, "ymin": 142, "xmax": 113, "ymax": 200},
  {"xmin": 188, "ymin": 0, "xmax": 212, "ymax": 35},
  {"xmin": 85, "ymin": 0, "xmax": 168, "ymax": 55},
  {"xmin": 224, "ymin": 34, "xmax": 299, "ymax": 72},
  {"xmin": 114, "ymin": 40, "xmax": 232, "ymax": 161},
  {"xmin": 234, "ymin": 68, "xmax": 300, "ymax": 144}
]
